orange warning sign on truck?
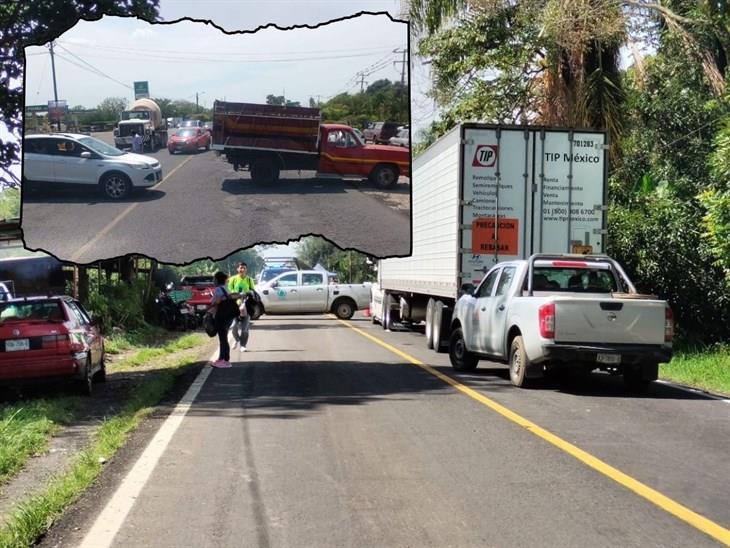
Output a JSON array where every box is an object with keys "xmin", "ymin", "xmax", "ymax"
[{"xmin": 472, "ymin": 217, "xmax": 519, "ymax": 254}]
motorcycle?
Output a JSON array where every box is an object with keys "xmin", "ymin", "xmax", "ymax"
[{"xmin": 156, "ymin": 283, "xmax": 198, "ymax": 331}]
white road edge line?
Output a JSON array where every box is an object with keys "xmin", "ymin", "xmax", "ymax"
[
  {"xmin": 77, "ymin": 350, "xmax": 216, "ymax": 548},
  {"xmin": 655, "ymin": 380, "xmax": 730, "ymax": 403}
]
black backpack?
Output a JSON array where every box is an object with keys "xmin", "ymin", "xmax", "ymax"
[{"xmin": 216, "ymin": 288, "xmax": 239, "ymax": 326}]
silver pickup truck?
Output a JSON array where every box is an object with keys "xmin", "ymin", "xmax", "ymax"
[
  {"xmin": 254, "ymin": 270, "xmax": 371, "ymax": 320},
  {"xmin": 449, "ymin": 254, "xmax": 674, "ymax": 391}
]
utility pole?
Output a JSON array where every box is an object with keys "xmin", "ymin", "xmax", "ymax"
[
  {"xmin": 357, "ymin": 72, "xmax": 368, "ymax": 93},
  {"xmin": 48, "ymin": 41, "xmax": 61, "ymax": 131},
  {"xmin": 196, "ymin": 92, "xmax": 199, "ymax": 113},
  {"xmin": 393, "ymin": 48, "xmax": 407, "ymax": 86}
]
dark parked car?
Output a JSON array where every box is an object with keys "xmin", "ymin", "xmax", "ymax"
[{"xmin": 0, "ymin": 296, "xmax": 105, "ymax": 395}]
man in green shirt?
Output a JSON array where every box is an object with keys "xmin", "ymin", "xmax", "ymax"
[{"xmin": 227, "ymin": 262, "xmax": 256, "ymax": 351}]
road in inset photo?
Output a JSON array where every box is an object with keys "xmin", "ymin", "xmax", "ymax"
[
  {"xmin": 21, "ymin": 14, "xmax": 411, "ymax": 264},
  {"xmin": 22, "ymin": 130, "xmax": 410, "ymax": 263}
]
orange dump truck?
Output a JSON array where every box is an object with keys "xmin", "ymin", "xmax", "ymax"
[{"xmin": 211, "ymin": 101, "xmax": 409, "ymax": 189}]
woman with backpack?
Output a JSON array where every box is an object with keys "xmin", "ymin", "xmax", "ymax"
[{"xmin": 207, "ymin": 271, "xmax": 242, "ymax": 368}]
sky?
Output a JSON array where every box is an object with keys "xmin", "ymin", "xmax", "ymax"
[{"xmin": 23, "ymin": 3, "xmax": 416, "ymax": 119}]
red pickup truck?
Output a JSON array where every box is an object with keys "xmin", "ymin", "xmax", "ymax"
[{"xmin": 211, "ymin": 101, "xmax": 410, "ymax": 189}]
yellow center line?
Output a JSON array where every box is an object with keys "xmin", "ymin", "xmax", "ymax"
[
  {"xmin": 70, "ymin": 156, "xmax": 194, "ymax": 262},
  {"xmin": 337, "ymin": 318, "xmax": 730, "ymax": 546}
]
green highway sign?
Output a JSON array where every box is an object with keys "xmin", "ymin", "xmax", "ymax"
[
  {"xmin": 134, "ymin": 81, "xmax": 150, "ymax": 99},
  {"xmin": 25, "ymin": 104, "xmax": 47, "ymax": 113}
]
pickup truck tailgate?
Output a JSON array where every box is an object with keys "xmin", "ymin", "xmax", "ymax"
[{"xmin": 554, "ymin": 298, "xmax": 666, "ymax": 344}]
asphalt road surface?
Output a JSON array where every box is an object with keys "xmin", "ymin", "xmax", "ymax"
[
  {"xmin": 39, "ymin": 315, "xmax": 729, "ymax": 548},
  {"xmin": 22, "ymin": 132, "xmax": 411, "ymax": 264}
]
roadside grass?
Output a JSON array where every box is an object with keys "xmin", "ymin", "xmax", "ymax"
[
  {"xmin": 0, "ymin": 332, "xmax": 209, "ymax": 547},
  {"xmin": 0, "ymin": 399, "xmax": 77, "ymax": 486},
  {"xmin": 660, "ymin": 344, "xmax": 730, "ymax": 396},
  {"xmin": 104, "ymin": 325, "xmax": 173, "ymax": 354}
]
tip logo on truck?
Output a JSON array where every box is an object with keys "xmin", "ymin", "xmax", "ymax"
[{"xmin": 472, "ymin": 145, "xmax": 498, "ymax": 167}]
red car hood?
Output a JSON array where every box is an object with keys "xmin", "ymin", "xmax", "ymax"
[
  {"xmin": 170, "ymin": 135, "xmax": 195, "ymax": 143},
  {"xmin": 365, "ymin": 143, "xmax": 408, "ymax": 153}
]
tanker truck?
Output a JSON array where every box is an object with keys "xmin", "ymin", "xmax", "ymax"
[{"xmin": 114, "ymin": 98, "xmax": 168, "ymax": 151}]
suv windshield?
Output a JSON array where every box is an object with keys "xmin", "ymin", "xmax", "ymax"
[
  {"xmin": 180, "ymin": 276, "xmax": 215, "ymax": 287},
  {"xmin": 178, "ymin": 129, "xmax": 196, "ymax": 137},
  {"xmin": 0, "ymin": 300, "xmax": 65, "ymax": 323},
  {"xmin": 77, "ymin": 136, "xmax": 125, "ymax": 157}
]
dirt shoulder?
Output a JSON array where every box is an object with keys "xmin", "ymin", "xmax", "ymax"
[{"xmin": 0, "ymin": 336, "xmax": 217, "ymax": 529}]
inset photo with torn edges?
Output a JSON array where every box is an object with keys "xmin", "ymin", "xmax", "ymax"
[{"xmin": 21, "ymin": 13, "xmax": 411, "ymax": 265}]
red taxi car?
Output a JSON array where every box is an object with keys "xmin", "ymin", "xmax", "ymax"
[
  {"xmin": 0, "ymin": 296, "xmax": 105, "ymax": 395},
  {"xmin": 168, "ymin": 127, "xmax": 212, "ymax": 154}
]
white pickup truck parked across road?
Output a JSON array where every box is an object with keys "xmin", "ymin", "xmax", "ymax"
[
  {"xmin": 449, "ymin": 254, "xmax": 674, "ymax": 391},
  {"xmin": 253, "ymin": 270, "xmax": 371, "ymax": 320}
]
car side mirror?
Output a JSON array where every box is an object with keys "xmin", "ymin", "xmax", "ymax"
[
  {"xmin": 459, "ymin": 283, "xmax": 475, "ymax": 296},
  {"xmin": 80, "ymin": 151, "xmax": 92, "ymax": 159},
  {"xmin": 113, "ymin": 129, "xmax": 119, "ymax": 136},
  {"xmin": 271, "ymin": 282, "xmax": 278, "ymax": 288}
]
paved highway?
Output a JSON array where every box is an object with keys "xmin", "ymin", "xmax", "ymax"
[
  {"xmin": 22, "ymin": 132, "xmax": 411, "ymax": 264},
  {"xmin": 39, "ymin": 315, "xmax": 729, "ymax": 547}
]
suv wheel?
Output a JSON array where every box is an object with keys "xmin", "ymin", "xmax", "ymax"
[{"xmin": 101, "ymin": 172, "xmax": 132, "ymax": 199}]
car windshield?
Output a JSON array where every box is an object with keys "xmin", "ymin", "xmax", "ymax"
[
  {"xmin": 0, "ymin": 300, "xmax": 65, "ymax": 323},
  {"xmin": 180, "ymin": 276, "xmax": 214, "ymax": 287},
  {"xmin": 261, "ymin": 268, "xmax": 294, "ymax": 282},
  {"xmin": 178, "ymin": 129, "xmax": 196, "ymax": 137},
  {"xmin": 77, "ymin": 136, "xmax": 125, "ymax": 157}
]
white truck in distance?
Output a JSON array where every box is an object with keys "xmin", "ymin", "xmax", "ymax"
[
  {"xmin": 449, "ymin": 254, "xmax": 674, "ymax": 391},
  {"xmin": 253, "ymin": 270, "xmax": 370, "ymax": 320},
  {"xmin": 372, "ymin": 123, "xmax": 609, "ymax": 353},
  {"xmin": 114, "ymin": 98, "xmax": 168, "ymax": 151}
]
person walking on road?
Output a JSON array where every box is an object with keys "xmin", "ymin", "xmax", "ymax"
[
  {"xmin": 227, "ymin": 262, "xmax": 256, "ymax": 352},
  {"xmin": 208, "ymin": 271, "xmax": 241, "ymax": 368},
  {"xmin": 132, "ymin": 132, "xmax": 143, "ymax": 153}
]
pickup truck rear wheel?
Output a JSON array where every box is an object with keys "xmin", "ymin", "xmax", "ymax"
[
  {"xmin": 509, "ymin": 336, "xmax": 533, "ymax": 388},
  {"xmin": 383, "ymin": 293, "xmax": 399, "ymax": 330},
  {"xmin": 623, "ymin": 365, "xmax": 655, "ymax": 393},
  {"xmin": 370, "ymin": 165, "xmax": 398, "ymax": 189},
  {"xmin": 333, "ymin": 299, "xmax": 355, "ymax": 320},
  {"xmin": 449, "ymin": 328, "xmax": 478, "ymax": 371}
]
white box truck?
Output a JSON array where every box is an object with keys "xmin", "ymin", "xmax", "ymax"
[{"xmin": 372, "ymin": 123, "xmax": 608, "ymax": 350}]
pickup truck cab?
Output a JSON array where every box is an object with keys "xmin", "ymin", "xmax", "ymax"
[
  {"xmin": 449, "ymin": 254, "xmax": 674, "ymax": 391},
  {"xmin": 256, "ymin": 270, "xmax": 370, "ymax": 319}
]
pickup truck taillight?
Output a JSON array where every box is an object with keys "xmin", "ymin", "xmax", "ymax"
[
  {"xmin": 665, "ymin": 306, "xmax": 674, "ymax": 343},
  {"xmin": 539, "ymin": 303, "xmax": 555, "ymax": 339}
]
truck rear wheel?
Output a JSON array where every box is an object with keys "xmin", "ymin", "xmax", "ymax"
[
  {"xmin": 425, "ymin": 298, "xmax": 436, "ymax": 349},
  {"xmin": 333, "ymin": 299, "xmax": 355, "ymax": 320},
  {"xmin": 449, "ymin": 328, "xmax": 478, "ymax": 371},
  {"xmin": 432, "ymin": 301, "xmax": 451, "ymax": 353},
  {"xmin": 623, "ymin": 363, "xmax": 656, "ymax": 393},
  {"xmin": 370, "ymin": 165, "xmax": 398, "ymax": 189},
  {"xmin": 383, "ymin": 293, "xmax": 399, "ymax": 330},
  {"xmin": 509, "ymin": 336, "xmax": 533, "ymax": 388},
  {"xmin": 251, "ymin": 158, "xmax": 280, "ymax": 184}
]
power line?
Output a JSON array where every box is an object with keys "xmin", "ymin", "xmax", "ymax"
[
  {"xmin": 54, "ymin": 43, "xmax": 132, "ymax": 90},
  {"xmin": 53, "ymin": 52, "xmax": 132, "ymax": 91}
]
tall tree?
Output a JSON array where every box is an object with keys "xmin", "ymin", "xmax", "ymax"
[
  {"xmin": 97, "ymin": 97, "xmax": 128, "ymax": 121},
  {"xmin": 0, "ymin": 0, "xmax": 160, "ymax": 188}
]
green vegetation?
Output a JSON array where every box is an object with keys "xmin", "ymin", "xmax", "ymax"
[
  {"xmin": 297, "ymin": 237, "xmax": 375, "ymax": 283},
  {"xmin": 320, "ymin": 79, "xmax": 409, "ymax": 128},
  {"xmin": 662, "ymin": 345, "xmax": 730, "ymax": 396},
  {"xmin": 0, "ymin": 332, "xmax": 206, "ymax": 547},
  {"xmin": 0, "ymin": 399, "xmax": 77, "ymax": 486},
  {"xmin": 0, "ymin": 189, "xmax": 20, "ymax": 219}
]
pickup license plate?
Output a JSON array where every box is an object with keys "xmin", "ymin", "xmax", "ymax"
[
  {"xmin": 6, "ymin": 339, "xmax": 29, "ymax": 352},
  {"xmin": 596, "ymin": 353, "xmax": 621, "ymax": 365},
  {"xmin": 196, "ymin": 305, "xmax": 207, "ymax": 311}
]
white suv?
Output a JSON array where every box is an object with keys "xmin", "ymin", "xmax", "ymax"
[{"xmin": 23, "ymin": 133, "xmax": 163, "ymax": 199}]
